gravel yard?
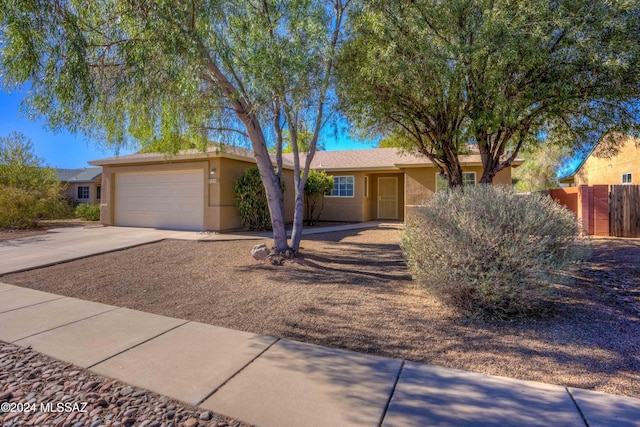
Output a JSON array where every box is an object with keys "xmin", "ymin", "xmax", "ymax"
[
  {"xmin": 2, "ymin": 225, "xmax": 639, "ymax": 399},
  {"xmin": 0, "ymin": 342, "xmax": 251, "ymax": 427}
]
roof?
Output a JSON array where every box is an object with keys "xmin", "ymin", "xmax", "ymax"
[
  {"xmin": 283, "ymin": 147, "xmax": 521, "ymax": 171},
  {"xmin": 90, "ymin": 145, "xmax": 522, "ymax": 171},
  {"xmin": 55, "ymin": 167, "xmax": 102, "ymax": 182},
  {"xmin": 89, "ymin": 145, "xmax": 275, "ymax": 167}
]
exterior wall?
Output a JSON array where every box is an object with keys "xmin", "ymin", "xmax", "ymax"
[
  {"xmin": 101, "ymin": 157, "xmax": 292, "ymax": 231},
  {"xmin": 575, "ymin": 135, "xmax": 640, "ymax": 185},
  {"xmin": 321, "ymin": 171, "xmax": 367, "ymax": 222},
  {"xmin": 61, "ymin": 181, "xmax": 102, "ymax": 205},
  {"xmin": 403, "ymin": 165, "xmax": 513, "ymax": 220}
]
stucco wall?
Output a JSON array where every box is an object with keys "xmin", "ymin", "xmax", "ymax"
[
  {"xmin": 575, "ymin": 136, "xmax": 640, "ymax": 185},
  {"xmin": 101, "ymin": 157, "xmax": 294, "ymax": 231}
]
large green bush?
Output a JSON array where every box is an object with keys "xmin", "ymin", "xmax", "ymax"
[
  {"xmin": 401, "ymin": 185, "xmax": 587, "ymax": 319},
  {"xmin": 0, "ymin": 132, "xmax": 73, "ymax": 228},
  {"xmin": 75, "ymin": 203, "xmax": 101, "ymax": 221},
  {"xmin": 234, "ymin": 167, "xmax": 273, "ymax": 231},
  {"xmin": 0, "ymin": 185, "xmax": 73, "ymax": 229}
]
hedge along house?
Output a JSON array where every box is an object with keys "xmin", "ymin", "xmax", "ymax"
[
  {"xmin": 89, "ymin": 146, "xmax": 521, "ymax": 231},
  {"xmin": 56, "ymin": 167, "xmax": 102, "ymax": 205}
]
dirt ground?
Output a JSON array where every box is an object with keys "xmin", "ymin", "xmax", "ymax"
[
  {"xmin": 0, "ymin": 219, "xmax": 101, "ymax": 241},
  {"xmin": 2, "ymin": 226, "xmax": 639, "ymax": 399}
]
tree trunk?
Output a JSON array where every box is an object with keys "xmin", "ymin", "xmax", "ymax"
[
  {"xmin": 290, "ymin": 179, "xmax": 306, "ymax": 252},
  {"xmin": 240, "ymin": 113, "xmax": 289, "ymax": 252}
]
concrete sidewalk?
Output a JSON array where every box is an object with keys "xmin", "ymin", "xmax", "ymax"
[{"xmin": 1, "ymin": 283, "xmax": 638, "ymax": 427}]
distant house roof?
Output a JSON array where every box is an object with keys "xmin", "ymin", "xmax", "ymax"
[
  {"xmin": 55, "ymin": 167, "xmax": 102, "ymax": 182},
  {"xmin": 90, "ymin": 145, "xmax": 522, "ymax": 171}
]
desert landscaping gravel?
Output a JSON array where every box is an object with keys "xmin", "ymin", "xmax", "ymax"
[
  {"xmin": 2, "ymin": 225, "xmax": 639, "ymax": 400},
  {"xmin": 0, "ymin": 342, "xmax": 252, "ymax": 427}
]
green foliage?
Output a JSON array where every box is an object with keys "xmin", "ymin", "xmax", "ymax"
[
  {"xmin": 0, "ymin": 0, "xmax": 348, "ymax": 251},
  {"xmin": 234, "ymin": 167, "xmax": 273, "ymax": 231},
  {"xmin": 339, "ymin": 0, "xmax": 640, "ymax": 185},
  {"xmin": 75, "ymin": 203, "xmax": 101, "ymax": 221},
  {"xmin": 0, "ymin": 132, "xmax": 72, "ymax": 228},
  {"xmin": 402, "ymin": 185, "xmax": 587, "ymax": 320},
  {"xmin": 304, "ymin": 170, "xmax": 333, "ymax": 225},
  {"xmin": 513, "ymin": 144, "xmax": 571, "ymax": 192}
]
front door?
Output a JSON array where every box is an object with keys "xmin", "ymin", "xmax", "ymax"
[{"xmin": 378, "ymin": 177, "xmax": 398, "ymax": 219}]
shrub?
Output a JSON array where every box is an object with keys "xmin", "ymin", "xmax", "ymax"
[
  {"xmin": 304, "ymin": 170, "xmax": 333, "ymax": 225},
  {"xmin": 401, "ymin": 185, "xmax": 587, "ymax": 320},
  {"xmin": 0, "ymin": 185, "xmax": 73, "ymax": 229},
  {"xmin": 75, "ymin": 203, "xmax": 101, "ymax": 221},
  {"xmin": 234, "ymin": 167, "xmax": 273, "ymax": 231}
]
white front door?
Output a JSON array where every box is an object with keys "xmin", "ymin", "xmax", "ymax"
[{"xmin": 378, "ymin": 177, "xmax": 398, "ymax": 219}]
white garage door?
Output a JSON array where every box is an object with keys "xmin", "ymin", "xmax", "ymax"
[{"xmin": 115, "ymin": 170, "xmax": 204, "ymax": 230}]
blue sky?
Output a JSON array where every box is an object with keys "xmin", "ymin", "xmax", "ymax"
[{"xmin": 0, "ymin": 89, "xmax": 376, "ymax": 169}]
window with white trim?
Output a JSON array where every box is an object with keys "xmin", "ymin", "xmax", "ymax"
[
  {"xmin": 329, "ymin": 176, "xmax": 354, "ymax": 197},
  {"xmin": 622, "ymin": 172, "xmax": 632, "ymax": 184},
  {"xmin": 77, "ymin": 186, "xmax": 90, "ymax": 199},
  {"xmin": 436, "ymin": 172, "xmax": 476, "ymax": 191}
]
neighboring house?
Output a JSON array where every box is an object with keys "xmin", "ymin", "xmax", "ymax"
[
  {"xmin": 89, "ymin": 146, "xmax": 521, "ymax": 231},
  {"xmin": 560, "ymin": 134, "xmax": 640, "ymax": 186},
  {"xmin": 56, "ymin": 167, "xmax": 102, "ymax": 205}
]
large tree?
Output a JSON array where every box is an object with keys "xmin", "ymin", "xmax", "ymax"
[
  {"xmin": 0, "ymin": 0, "xmax": 349, "ymax": 253},
  {"xmin": 338, "ymin": 0, "xmax": 640, "ymax": 186}
]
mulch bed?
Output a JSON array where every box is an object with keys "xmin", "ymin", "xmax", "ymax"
[{"xmin": 2, "ymin": 226, "xmax": 639, "ymax": 399}]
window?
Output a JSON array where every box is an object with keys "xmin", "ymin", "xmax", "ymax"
[
  {"xmin": 622, "ymin": 173, "xmax": 632, "ymax": 184},
  {"xmin": 462, "ymin": 172, "xmax": 476, "ymax": 187},
  {"xmin": 77, "ymin": 186, "xmax": 90, "ymax": 199},
  {"xmin": 436, "ymin": 172, "xmax": 476, "ymax": 191},
  {"xmin": 364, "ymin": 176, "xmax": 369, "ymax": 198},
  {"xmin": 329, "ymin": 176, "xmax": 354, "ymax": 197},
  {"xmin": 96, "ymin": 186, "xmax": 101, "ymax": 200}
]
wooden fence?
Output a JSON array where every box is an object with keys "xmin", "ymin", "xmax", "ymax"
[
  {"xmin": 549, "ymin": 185, "xmax": 640, "ymax": 237},
  {"xmin": 610, "ymin": 185, "xmax": 640, "ymax": 238}
]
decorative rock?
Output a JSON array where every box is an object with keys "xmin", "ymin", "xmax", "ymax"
[
  {"xmin": 120, "ymin": 386, "xmax": 134, "ymax": 396},
  {"xmin": 199, "ymin": 411, "xmax": 212, "ymax": 421},
  {"xmin": 183, "ymin": 418, "xmax": 199, "ymax": 427},
  {"xmin": 251, "ymin": 244, "xmax": 271, "ymax": 261},
  {"xmin": 89, "ymin": 419, "xmax": 103, "ymax": 427}
]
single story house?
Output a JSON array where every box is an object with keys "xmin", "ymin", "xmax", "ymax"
[
  {"xmin": 89, "ymin": 146, "xmax": 521, "ymax": 231},
  {"xmin": 56, "ymin": 167, "xmax": 102, "ymax": 205},
  {"xmin": 560, "ymin": 134, "xmax": 640, "ymax": 186}
]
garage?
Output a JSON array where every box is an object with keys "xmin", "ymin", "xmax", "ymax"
[{"xmin": 114, "ymin": 170, "xmax": 204, "ymax": 230}]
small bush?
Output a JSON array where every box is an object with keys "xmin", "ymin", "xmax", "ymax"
[
  {"xmin": 401, "ymin": 185, "xmax": 587, "ymax": 320},
  {"xmin": 75, "ymin": 203, "xmax": 101, "ymax": 221},
  {"xmin": 234, "ymin": 167, "xmax": 273, "ymax": 231},
  {"xmin": 304, "ymin": 170, "xmax": 333, "ymax": 225}
]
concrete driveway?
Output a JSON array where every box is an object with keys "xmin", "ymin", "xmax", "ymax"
[{"xmin": 0, "ymin": 226, "xmax": 216, "ymax": 275}]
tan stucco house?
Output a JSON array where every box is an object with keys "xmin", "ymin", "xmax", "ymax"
[
  {"xmin": 89, "ymin": 146, "xmax": 520, "ymax": 231},
  {"xmin": 56, "ymin": 167, "xmax": 102, "ymax": 205},
  {"xmin": 560, "ymin": 134, "xmax": 640, "ymax": 186}
]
